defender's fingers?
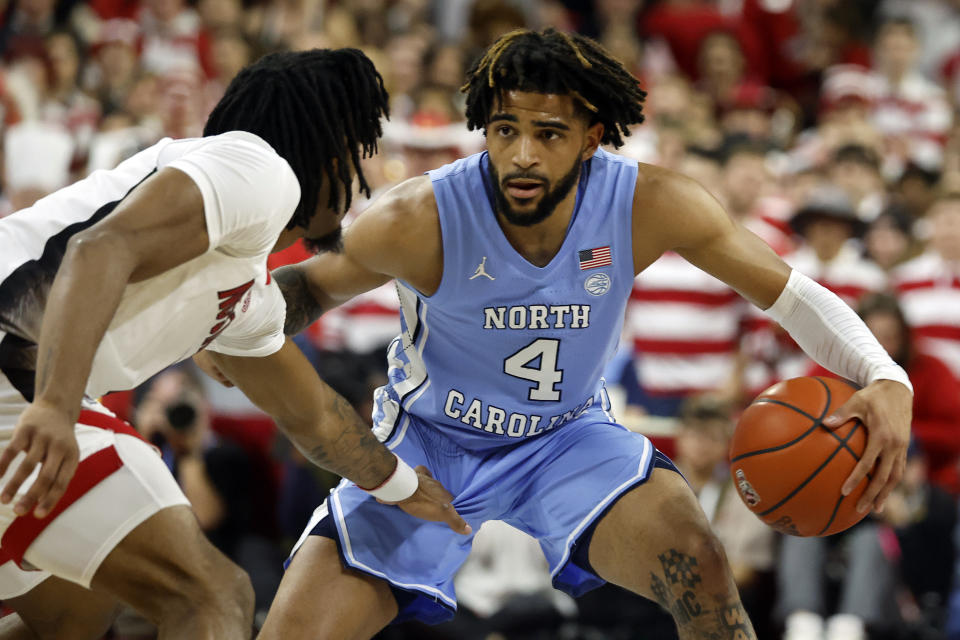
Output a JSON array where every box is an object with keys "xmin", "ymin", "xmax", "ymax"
[
  {"xmin": 4, "ymin": 444, "xmax": 45, "ymax": 514},
  {"xmin": 34, "ymin": 453, "xmax": 76, "ymax": 518},
  {"xmin": 0, "ymin": 437, "xmax": 29, "ymax": 492},
  {"xmin": 19, "ymin": 450, "xmax": 65, "ymax": 518}
]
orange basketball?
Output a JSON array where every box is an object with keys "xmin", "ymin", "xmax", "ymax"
[{"xmin": 729, "ymin": 376, "xmax": 871, "ymax": 537}]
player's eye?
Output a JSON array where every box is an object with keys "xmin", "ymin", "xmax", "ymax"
[
  {"xmin": 497, "ymin": 125, "xmax": 514, "ymax": 137},
  {"xmin": 541, "ymin": 130, "xmax": 561, "ymax": 141}
]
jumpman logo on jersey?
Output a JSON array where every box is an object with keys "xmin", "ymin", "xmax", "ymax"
[{"xmin": 469, "ymin": 256, "xmax": 495, "ymax": 281}]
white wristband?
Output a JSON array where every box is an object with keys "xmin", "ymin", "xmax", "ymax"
[{"xmin": 360, "ymin": 455, "xmax": 419, "ymax": 502}]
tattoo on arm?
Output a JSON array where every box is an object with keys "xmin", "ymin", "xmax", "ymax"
[
  {"xmin": 294, "ymin": 392, "xmax": 396, "ymax": 489},
  {"xmin": 273, "ymin": 265, "xmax": 324, "ymax": 336}
]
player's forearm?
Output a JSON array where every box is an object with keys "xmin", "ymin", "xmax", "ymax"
[
  {"xmin": 209, "ymin": 343, "xmax": 399, "ymax": 488},
  {"xmin": 277, "ymin": 389, "xmax": 397, "ymax": 488},
  {"xmin": 34, "ymin": 233, "xmax": 135, "ymax": 414}
]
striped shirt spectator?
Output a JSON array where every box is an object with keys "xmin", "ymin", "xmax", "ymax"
[
  {"xmin": 891, "ymin": 194, "xmax": 960, "ymax": 377},
  {"xmin": 626, "ymin": 252, "xmax": 748, "ymax": 414}
]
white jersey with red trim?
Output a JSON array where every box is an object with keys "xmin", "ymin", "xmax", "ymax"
[
  {"xmin": 892, "ymin": 250, "xmax": 960, "ymax": 378},
  {"xmin": 0, "ymin": 131, "xmax": 298, "ymax": 433}
]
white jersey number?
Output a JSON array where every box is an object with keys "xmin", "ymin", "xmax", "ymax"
[{"xmin": 504, "ymin": 338, "xmax": 563, "ymax": 401}]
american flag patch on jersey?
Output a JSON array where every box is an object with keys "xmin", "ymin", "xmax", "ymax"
[{"xmin": 578, "ymin": 246, "xmax": 612, "ymax": 270}]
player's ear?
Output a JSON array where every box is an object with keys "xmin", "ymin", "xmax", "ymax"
[{"xmin": 581, "ymin": 122, "xmax": 603, "ymax": 161}]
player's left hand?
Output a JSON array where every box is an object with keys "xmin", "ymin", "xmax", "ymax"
[
  {"xmin": 823, "ymin": 379, "xmax": 912, "ymax": 514},
  {"xmin": 0, "ymin": 401, "xmax": 80, "ymax": 518}
]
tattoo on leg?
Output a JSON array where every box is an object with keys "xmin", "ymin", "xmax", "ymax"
[
  {"xmin": 650, "ymin": 572, "xmax": 670, "ymax": 608},
  {"xmin": 649, "ymin": 549, "xmax": 704, "ymax": 625},
  {"xmin": 716, "ymin": 602, "xmax": 753, "ymax": 640},
  {"xmin": 660, "ymin": 549, "xmax": 701, "ymax": 589},
  {"xmin": 648, "ymin": 548, "xmax": 757, "ymax": 639}
]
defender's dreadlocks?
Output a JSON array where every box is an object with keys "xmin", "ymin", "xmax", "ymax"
[
  {"xmin": 204, "ymin": 48, "xmax": 389, "ymax": 230},
  {"xmin": 462, "ymin": 29, "xmax": 646, "ymax": 148}
]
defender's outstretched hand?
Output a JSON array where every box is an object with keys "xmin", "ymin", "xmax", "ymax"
[
  {"xmin": 382, "ymin": 466, "xmax": 472, "ymax": 535},
  {"xmin": 823, "ymin": 379, "xmax": 913, "ymax": 514},
  {"xmin": 0, "ymin": 402, "xmax": 79, "ymax": 518}
]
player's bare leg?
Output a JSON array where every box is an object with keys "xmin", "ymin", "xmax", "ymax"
[
  {"xmin": 257, "ymin": 537, "xmax": 397, "ymax": 640},
  {"xmin": 0, "ymin": 615, "xmax": 35, "ymax": 640},
  {"xmin": 588, "ymin": 467, "xmax": 757, "ymax": 640},
  {"xmin": 91, "ymin": 505, "xmax": 254, "ymax": 640},
  {"xmin": 3, "ymin": 576, "xmax": 120, "ymax": 640}
]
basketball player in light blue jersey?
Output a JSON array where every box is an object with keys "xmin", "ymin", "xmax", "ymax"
[{"xmin": 207, "ymin": 29, "xmax": 913, "ymax": 640}]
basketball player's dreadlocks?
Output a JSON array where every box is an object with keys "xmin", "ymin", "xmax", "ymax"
[
  {"xmin": 204, "ymin": 48, "xmax": 389, "ymax": 230},
  {"xmin": 462, "ymin": 29, "xmax": 646, "ymax": 148}
]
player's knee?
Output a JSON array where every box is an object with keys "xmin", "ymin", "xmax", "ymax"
[
  {"xmin": 189, "ymin": 556, "xmax": 254, "ymax": 623},
  {"xmin": 149, "ymin": 555, "xmax": 253, "ymax": 627},
  {"xmin": 680, "ymin": 527, "xmax": 731, "ymax": 587}
]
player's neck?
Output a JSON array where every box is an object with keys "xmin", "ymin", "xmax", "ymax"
[{"xmin": 496, "ymin": 193, "xmax": 577, "ymax": 268}]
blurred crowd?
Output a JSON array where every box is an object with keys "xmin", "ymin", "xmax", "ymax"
[{"xmin": 6, "ymin": 0, "xmax": 960, "ymax": 639}]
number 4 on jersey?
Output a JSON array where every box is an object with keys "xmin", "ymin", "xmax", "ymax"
[{"xmin": 504, "ymin": 338, "xmax": 563, "ymax": 401}]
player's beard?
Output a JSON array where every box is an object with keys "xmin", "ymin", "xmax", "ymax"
[{"xmin": 489, "ymin": 155, "xmax": 582, "ymax": 227}]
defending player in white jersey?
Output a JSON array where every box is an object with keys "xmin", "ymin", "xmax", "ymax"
[
  {"xmin": 251, "ymin": 31, "xmax": 913, "ymax": 640},
  {"xmin": 0, "ymin": 49, "xmax": 465, "ymax": 639}
]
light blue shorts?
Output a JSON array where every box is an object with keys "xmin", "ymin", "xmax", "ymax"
[{"xmin": 288, "ymin": 412, "xmax": 675, "ymax": 624}]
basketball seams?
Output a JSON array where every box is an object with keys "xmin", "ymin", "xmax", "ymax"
[
  {"xmin": 817, "ymin": 494, "xmax": 846, "ymax": 536},
  {"xmin": 758, "ymin": 419, "xmax": 865, "ymax": 530},
  {"xmin": 756, "ymin": 437, "xmax": 849, "ymax": 517},
  {"xmin": 814, "ymin": 422, "xmax": 863, "ymax": 534},
  {"xmin": 750, "ymin": 398, "xmax": 818, "ymax": 422},
  {"xmin": 730, "ymin": 378, "xmax": 833, "ymax": 463},
  {"xmin": 731, "ymin": 376, "xmax": 870, "ymax": 537}
]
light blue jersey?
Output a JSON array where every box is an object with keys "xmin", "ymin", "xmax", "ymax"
[
  {"xmin": 372, "ymin": 148, "xmax": 639, "ymax": 450},
  {"xmin": 291, "ymin": 148, "xmax": 672, "ymax": 625}
]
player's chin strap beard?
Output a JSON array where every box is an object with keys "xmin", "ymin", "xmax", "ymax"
[{"xmin": 488, "ymin": 155, "xmax": 583, "ymax": 227}]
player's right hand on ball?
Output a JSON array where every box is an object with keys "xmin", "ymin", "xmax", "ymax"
[
  {"xmin": 0, "ymin": 402, "xmax": 79, "ymax": 519},
  {"xmin": 383, "ymin": 466, "xmax": 472, "ymax": 535}
]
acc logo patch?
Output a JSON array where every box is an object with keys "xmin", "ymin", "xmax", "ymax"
[
  {"xmin": 584, "ymin": 272, "xmax": 611, "ymax": 296},
  {"xmin": 734, "ymin": 469, "xmax": 761, "ymax": 507}
]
